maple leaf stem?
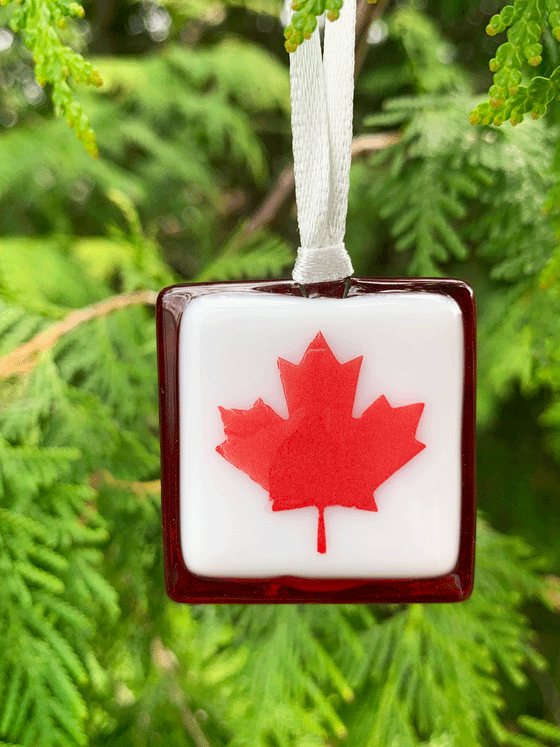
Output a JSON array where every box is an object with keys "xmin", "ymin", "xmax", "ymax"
[{"xmin": 317, "ymin": 508, "xmax": 326, "ymax": 554}]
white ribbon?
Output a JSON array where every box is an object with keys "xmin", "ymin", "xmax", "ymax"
[{"xmin": 289, "ymin": 0, "xmax": 356, "ymax": 284}]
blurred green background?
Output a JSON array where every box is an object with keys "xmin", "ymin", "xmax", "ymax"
[{"xmin": 1, "ymin": 0, "xmax": 560, "ymax": 745}]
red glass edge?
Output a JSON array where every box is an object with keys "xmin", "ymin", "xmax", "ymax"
[{"xmin": 156, "ymin": 277, "xmax": 476, "ymax": 604}]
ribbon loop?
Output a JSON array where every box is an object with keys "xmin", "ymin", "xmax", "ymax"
[{"xmin": 289, "ymin": 0, "xmax": 356, "ymax": 284}]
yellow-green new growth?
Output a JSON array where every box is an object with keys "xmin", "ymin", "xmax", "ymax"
[
  {"xmin": 471, "ymin": 0, "xmax": 560, "ymax": 127},
  {"xmin": 284, "ymin": 0, "xmax": 377, "ymax": 53},
  {"xmin": 3, "ymin": 0, "xmax": 103, "ymax": 156}
]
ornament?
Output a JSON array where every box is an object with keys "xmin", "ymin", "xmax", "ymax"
[
  {"xmin": 157, "ymin": 278, "xmax": 475, "ymax": 602},
  {"xmin": 156, "ymin": 0, "xmax": 476, "ymax": 603}
]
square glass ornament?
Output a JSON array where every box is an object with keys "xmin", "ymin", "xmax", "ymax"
[{"xmin": 157, "ymin": 277, "xmax": 476, "ymax": 603}]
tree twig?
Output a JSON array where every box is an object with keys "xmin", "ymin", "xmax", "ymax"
[
  {"xmin": 242, "ymin": 162, "xmax": 295, "ymax": 240},
  {"xmin": 237, "ymin": 131, "xmax": 400, "ymax": 248},
  {"xmin": 90, "ymin": 469, "xmax": 161, "ymax": 496},
  {"xmin": 350, "ymin": 131, "xmax": 401, "ymax": 155},
  {"xmin": 151, "ymin": 637, "xmax": 212, "ymax": 747},
  {"xmin": 355, "ymin": 0, "xmax": 391, "ymax": 76},
  {"xmin": 0, "ymin": 290, "xmax": 158, "ymax": 379},
  {"xmin": 180, "ymin": 704, "xmax": 212, "ymax": 747}
]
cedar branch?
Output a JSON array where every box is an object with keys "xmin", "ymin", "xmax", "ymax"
[{"xmin": 0, "ymin": 290, "xmax": 158, "ymax": 379}]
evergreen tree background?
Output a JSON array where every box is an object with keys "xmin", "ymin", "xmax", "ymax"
[{"xmin": 0, "ymin": 0, "xmax": 560, "ymax": 744}]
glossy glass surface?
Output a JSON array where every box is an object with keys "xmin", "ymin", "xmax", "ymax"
[{"xmin": 157, "ymin": 278, "xmax": 476, "ymax": 603}]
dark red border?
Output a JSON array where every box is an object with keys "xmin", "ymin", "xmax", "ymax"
[{"xmin": 157, "ymin": 278, "xmax": 476, "ymax": 603}]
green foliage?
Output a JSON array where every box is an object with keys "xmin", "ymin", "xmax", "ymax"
[
  {"xmin": 0, "ymin": 228, "xmax": 163, "ymax": 747},
  {"xmin": 284, "ymin": 0, "xmax": 379, "ymax": 52},
  {"xmin": 361, "ymin": 93, "xmax": 557, "ymax": 276},
  {"xmin": 284, "ymin": 0, "xmax": 341, "ymax": 52},
  {"xmin": 389, "ymin": 5, "xmax": 468, "ymax": 93},
  {"xmin": 0, "ymin": 36, "xmax": 290, "ymax": 276},
  {"xmin": 195, "ymin": 230, "xmax": 292, "ymax": 280},
  {"xmin": 166, "ymin": 0, "xmax": 283, "ymax": 20},
  {"xmin": 470, "ymin": 0, "xmax": 560, "ymax": 126},
  {"xmin": 0, "ymin": 436, "xmax": 116, "ymax": 747},
  {"xmin": 515, "ymin": 717, "xmax": 560, "ymax": 746},
  {"xmin": 2, "ymin": 0, "xmax": 101, "ymax": 154}
]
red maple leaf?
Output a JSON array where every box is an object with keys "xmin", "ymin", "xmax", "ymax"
[{"xmin": 216, "ymin": 332, "xmax": 425, "ymax": 554}]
